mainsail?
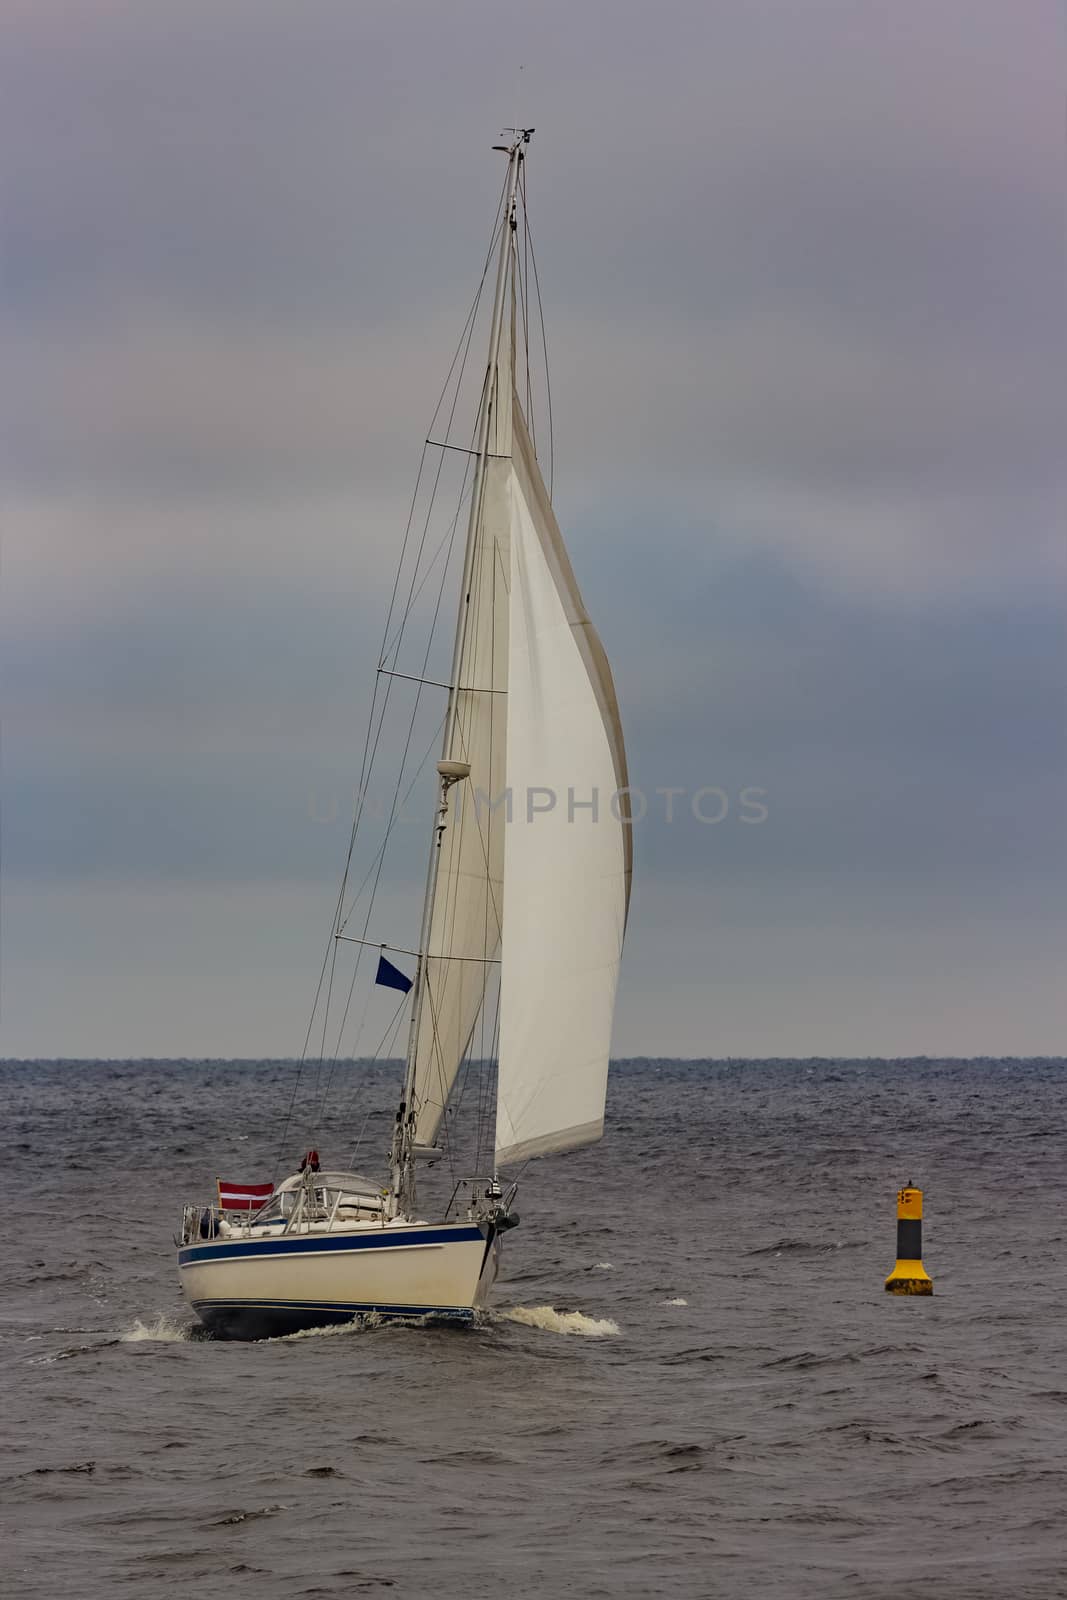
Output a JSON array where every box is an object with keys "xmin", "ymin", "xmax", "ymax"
[{"xmin": 408, "ymin": 294, "xmax": 513, "ymax": 1149}]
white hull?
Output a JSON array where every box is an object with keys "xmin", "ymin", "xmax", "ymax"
[{"xmin": 178, "ymin": 1218, "xmax": 498, "ymax": 1339}]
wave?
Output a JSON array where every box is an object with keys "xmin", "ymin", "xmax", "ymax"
[
  {"xmin": 762, "ymin": 1342, "xmax": 922, "ymax": 1370},
  {"xmin": 212, "ymin": 1504, "xmax": 288, "ymax": 1527},
  {"xmin": 28, "ymin": 1342, "xmax": 101, "ymax": 1365},
  {"xmin": 502, "ymin": 1305, "xmax": 620, "ymax": 1337},
  {"xmin": 600, "ymin": 1438, "xmax": 710, "ymax": 1468},
  {"xmin": 662, "ymin": 1296, "xmax": 688, "ymax": 1306},
  {"xmin": 746, "ymin": 1238, "xmax": 866, "ymax": 1257},
  {"xmin": 119, "ymin": 1316, "xmax": 191, "ymax": 1343},
  {"xmin": 271, "ymin": 1317, "xmax": 373, "ymax": 1341}
]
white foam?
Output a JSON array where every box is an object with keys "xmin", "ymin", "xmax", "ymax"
[
  {"xmin": 503, "ymin": 1305, "xmax": 620, "ymax": 1338},
  {"xmin": 662, "ymin": 1297, "xmax": 688, "ymax": 1306},
  {"xmin": 120, "ymin": 1316, "xmax": 191, "ymax": 1343},
  {"xmin": 272, "ymin": 1316, "xmax": 374, "ymax": 1341},
  {"xmin": 594, "ymin": 1262, "xmax": 615, "ymax": 1270}
]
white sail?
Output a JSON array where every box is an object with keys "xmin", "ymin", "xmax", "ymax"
[
  {"xmin": 495, "ymin": 405, "xmax": 631, "ymax": 1166},
  {"xmin": 408, "ymin": 315, "xmax": 513, "ymax": 1149}
]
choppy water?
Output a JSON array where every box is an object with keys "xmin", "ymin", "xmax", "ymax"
[{"xmin": 2, "ymin": 1057, "xmax": 1065, "ymax": 1598}]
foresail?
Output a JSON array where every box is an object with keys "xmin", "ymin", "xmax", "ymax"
[
  {"xmin": 409, "ymin": 333, "xmax": 513, "ymax": 1149},
  {"xmin": 495, "ymin": 404, "xmax": 631, "ymax": 1167}
]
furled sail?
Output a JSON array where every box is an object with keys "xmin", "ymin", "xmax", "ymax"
[
  {"xmin": 495, "ymin": 403, "xmax": 631, "ymax": 1166},
  {"xmin": 408, "ymin": 326, "xmax": 513, "ymax": 1149}
]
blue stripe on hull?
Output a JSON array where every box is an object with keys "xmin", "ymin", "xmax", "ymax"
[
  {"xmin": 191, "ymin": 1298, "xmax": 475, "ymax": 1341},
  {"xmin": 178, "ymin": 1223, "xmax": 484, "ymax": 1267}
]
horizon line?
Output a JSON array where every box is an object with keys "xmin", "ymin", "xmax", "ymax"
[{"xmin": 2, "ymin": 1054, "xmax": 1064, "ymax": 1067}]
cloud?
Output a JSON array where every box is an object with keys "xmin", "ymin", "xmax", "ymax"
[
  {"xmin": 2, "ymin": 0, "xmax": 1063, "ymax": 1053},
  {"xmin": 4, "ymin": 2, "xmax": 1062, "ymax": 569}
]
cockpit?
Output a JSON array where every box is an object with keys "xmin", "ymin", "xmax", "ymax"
[{"xmin": 249, "ymin": 1170, "xmax": 387, "ymax": 1230}]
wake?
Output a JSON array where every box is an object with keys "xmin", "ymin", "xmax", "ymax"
[{"xmin": 502, "ymin": 1305, "xmax": 620, "ymax": 1337}]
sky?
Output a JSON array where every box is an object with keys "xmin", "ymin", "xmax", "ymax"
[{"xmin": 2, "ymin": 0, "xmax": 1064, "ymax": 1058}]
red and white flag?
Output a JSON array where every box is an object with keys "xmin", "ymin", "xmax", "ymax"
[{"xmin": 217, "ymin": 1180, "xmax": 274, "ymax": 1213}]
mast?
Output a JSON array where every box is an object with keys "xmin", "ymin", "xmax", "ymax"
[{"xmin": 390, "ymin": 131, "xmax": 530, "ymax": 1210}]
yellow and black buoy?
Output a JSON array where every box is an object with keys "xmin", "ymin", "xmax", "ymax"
[{"xmin": 884, "ymin": 1183, "xmax": 933, "ymax": 1295}]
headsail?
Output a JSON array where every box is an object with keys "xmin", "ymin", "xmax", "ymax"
[{"xmin": 494, "ymin": 402, "xmax": 631, "ymax": 1166}]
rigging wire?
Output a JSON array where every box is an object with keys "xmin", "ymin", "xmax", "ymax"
[
  {"xmin": 313, "ymin": 709, "xmax": 447, "ymax": 1128},
  {"xmin": 520, "ymin": 163, "xmax": 555, "ymax": 498},
  {"xmin": 319, "ymin": 385, "xmax": 479, "ymax": 987},
  {"xmin": 274, "ymin": 175, "xmax": 510, "ymax": 1173},
  {"xmin": 310, "ymin": 176, "xmax": 514, "ymax": 1133},
  {"xmin": 477, "ymin": 980, "xmax": 502, "ymax": 1174},
  {"xmin": 336, "ymin": 710, "xmax": 447, "ymax": 943},
  {"xmin": 517, "ymin": 173, "xmax": 534, "ymax": 450},
  {"xmin": 523, "ymin": 163, "xmax": 532, "ymax": 428},
  {"xmin": 334, "ymin": 987, "xmax": 410, "ymax": 1169},
  {"xmin": 374, "ymin": 473, "xmax": 475, "ymax": 712},
  {"xmin": 310, "ymin": 440, "xmax": 471, "ymax": 1127}
]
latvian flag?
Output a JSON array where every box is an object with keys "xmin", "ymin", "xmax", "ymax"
[{"xmin": 217, "ymin": 1179, "xmax": 274, "ymax": 1213}]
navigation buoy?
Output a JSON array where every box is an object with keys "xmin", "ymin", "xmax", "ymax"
[{"xmin": 885, "ymin": 1182, "xmax": 933, "ymax": 1295}]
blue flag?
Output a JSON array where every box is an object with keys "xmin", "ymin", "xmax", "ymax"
[{"xmin": 375, "ymin": 952, "xmax": 413, "ymax": 994}]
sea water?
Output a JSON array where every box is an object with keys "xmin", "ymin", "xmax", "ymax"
[{"xmin": 2, "ymin": 1058, "xmax": 1064, "ymax": 1599}]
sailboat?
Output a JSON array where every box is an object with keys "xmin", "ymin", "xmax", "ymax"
[{"xmin": 177, "ymin": 131, "xmax": 631, "ymax": 1339}]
